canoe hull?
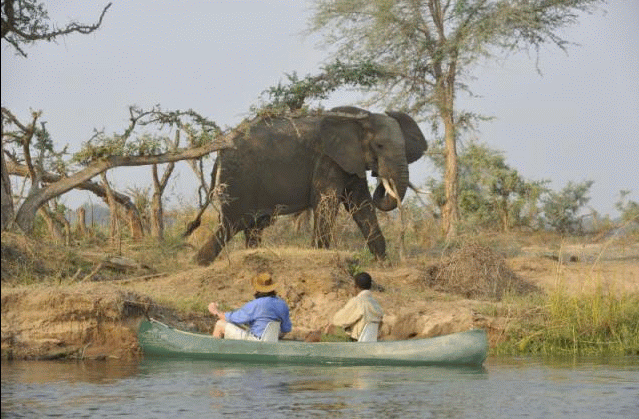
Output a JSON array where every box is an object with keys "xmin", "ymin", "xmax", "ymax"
[{"xmin": 138, "ymin": 319, "xmax": 488, "ymax": 367}]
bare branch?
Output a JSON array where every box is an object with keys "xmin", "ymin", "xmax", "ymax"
[{"xmin": 1, "ymin": 1, "xmax": 112, "ymax": 57}]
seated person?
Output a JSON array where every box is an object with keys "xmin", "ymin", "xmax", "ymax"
[
  {"xmin": 326, "ymin": 272, "xmax": 383, "ymax": 341},
  {"xmin": 208, "ymin": 273, "xmax": 292, "ymax": 340}
]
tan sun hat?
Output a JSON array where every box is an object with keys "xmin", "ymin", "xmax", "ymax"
[{"xmin": 251, "ymin": 273, "xmax": 277, "ymax": 293}]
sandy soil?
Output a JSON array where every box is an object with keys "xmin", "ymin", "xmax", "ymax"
[{"xmin": 2, "ymin": 233, "xmax": 638, "ymax": 360}]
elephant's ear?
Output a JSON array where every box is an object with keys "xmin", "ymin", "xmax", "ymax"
[
  {"xmin": 319, "ymin": 108, "xmax": 370, "ymax": 178},
  {"xmin": 386, "ymin": 111, "xmax": 427, "ymax": 164}
]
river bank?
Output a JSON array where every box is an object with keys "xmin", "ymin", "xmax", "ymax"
[{"xmin": 2, "ymin": 232, "xmax": 638, "ymax": 360}]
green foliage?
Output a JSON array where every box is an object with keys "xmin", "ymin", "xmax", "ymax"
[
  {"xmin": 2, "ymin": 0, "xmax": 53, "ymax": 56},
  {"xmin": 72, "ymin": 132, "xmax": 167, "ymax": 165},
  {"xmin": 541, "ymin": 180, "xmax": 594, "ymax": 234},
  {"xmin": 426, "ymin": 141, "xmax": 548, "ymax": 231},
  {"xmin": 308, "ymin": 0, "xmax": 604, "ymax": 118},
  {"xmin": 71, "ymin": 106, "xmax": 221, "ymax": 165},
  {"xmin": 320, "ymin": 327, "xmax": 352, "ymax": 342},
  {"xmin": 615, "ymin": 190, "xmax": 639, "ymax": 224},
  {"xmin": 256, "ymin": 60, "xmax": 389, "ymax": 113}
]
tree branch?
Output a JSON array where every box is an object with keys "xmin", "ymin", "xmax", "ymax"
[{"xmin": 1, "ymin": 1, "xmax": 112, "ymax": 57}]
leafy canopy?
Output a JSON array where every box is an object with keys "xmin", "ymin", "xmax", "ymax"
[{"xmin": 309, "ymin": 0, "xmax": 604, "ymax": 120}]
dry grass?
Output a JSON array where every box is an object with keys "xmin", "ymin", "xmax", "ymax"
[{"xmin": 423, "ymin": 241, "xmax": 541, "ymax": 301}]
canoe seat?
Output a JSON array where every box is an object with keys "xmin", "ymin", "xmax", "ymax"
[
  {"xmin": 260, "ymin": 321, "xmax": 281, "ymax": 342},
  {"xmin": 358, "ymin": 322, "xmax": 379, "ymax": 342}
]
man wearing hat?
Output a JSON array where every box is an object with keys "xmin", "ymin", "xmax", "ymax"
[
  {"xmin": 327, "ymin": 272, "xmax": 383, "ymax": 341},
  {"xmin": 208, "ymin": 272, "xmax": 292, "ymax": 340}
]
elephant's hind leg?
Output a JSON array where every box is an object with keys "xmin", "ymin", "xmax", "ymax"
[
  {"xmin": 312, "ymin": 192, "xmax": 340, "ymax": 249},
  {"xmin": 194, "ymin": 220, "xmax": 235, "ymax": 266}
]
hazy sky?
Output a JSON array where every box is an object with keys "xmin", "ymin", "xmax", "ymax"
[{"xmin": 2, "ymin": 1, "xmax": 637, "ymax": 217}]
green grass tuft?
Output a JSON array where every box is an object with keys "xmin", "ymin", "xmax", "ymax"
[{"xmin": 495, "ymin": 280, "xmax": 639, "ymax": 356}]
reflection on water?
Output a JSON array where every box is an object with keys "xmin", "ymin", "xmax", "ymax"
[
  {"xmin": 2, "ymin": 357, "xmax": 637, "ymax": 418},
  {"xmin": 1, "ymin": 358, "xmax": 139, "ymax": 385}
]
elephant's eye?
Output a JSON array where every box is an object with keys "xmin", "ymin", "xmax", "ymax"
[{"xmin": 375, "ymin": 143, "xmax": 383, "ymax": 150}]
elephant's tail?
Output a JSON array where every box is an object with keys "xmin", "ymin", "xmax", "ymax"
[{"xmin": 183, "ymin": 215, "xmax": 202, "ymax": 238}]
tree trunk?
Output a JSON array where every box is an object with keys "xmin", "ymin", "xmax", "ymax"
[
  {"xmin": 101, "ymin": 173, "xmax": 121, "ymax": 250},
  {"xmin": 127, "ymin": 206, "xmax": 144, "ymax": 240},
  {"xmin": 1, "ymin": 147, "xmax": 14, "ymax": 231},
  {"xmin": 150, "ymin": 155, "xmax": 176, "ymax": 241},
  {"xmin": 55, "ymin": 210, "xmax": 72, "ymax": 246},
  {"xmin": 441, "ymin": 112, "xmax": 459, "ymax": 240},
  {"xmin": 39, "ymin": 207, "xmax": 64, "ymax": 244},
  {"xmin": 76, "ymin": 207, "xmax": 87, "ymax": 237},
  {"xmin": 150, "ymin": 191, "xmax": 164, "ymax": 240}
]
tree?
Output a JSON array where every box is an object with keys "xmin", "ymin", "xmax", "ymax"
[
  {"xmin": 6, "ymin": 155, "xmax": 147, "ymax": 237},
  {"xmin": 1, "ymin": 2, "xmax": 233, "ymax": 238},
  {"xmin": 1, "ymin": 1, "xmax": 112, "ymax": 231},
  {"xmin": 309, "ymin": 0, "xmax": 604, "ymax": 239},
  {"xmin": 2, "ymin": 105, "xmax": 237, "ymax": 234},
  {"xmin": 426, "ymin": 141, "xmax": 548, "ymax": 231},
  {"xmin": 541, "ymin": 180, "xmax": 594, "ymax": 233},
  {"xmin": 615, "ymin": 190, "xmax": 639, "ymax": 224}
]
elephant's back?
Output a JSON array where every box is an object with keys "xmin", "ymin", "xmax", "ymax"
[
  {"xmin": 224, "ymin": 117, "xmax": 318, "ymax": 166},
  {"xmin": 218, "ymin": 117, "xmax": 319, "ymax": 215},
  {"xmin": 235, "ymin": 117, "xmax": 320, "ymax": 153}
]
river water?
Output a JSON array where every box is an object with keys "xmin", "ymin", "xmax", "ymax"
[{"xmin": 2, "ymin": 356, "xmax": 637, "ymax": 418}]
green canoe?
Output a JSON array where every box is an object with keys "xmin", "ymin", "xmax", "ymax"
[{"xmin": 138, "ymin": 319, "xmax": 488, "ymax": 367}]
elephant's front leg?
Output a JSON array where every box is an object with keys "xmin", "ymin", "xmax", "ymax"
[{"xmin": 344, "ymin": 178, "xmax": 386, "ymax": 260}]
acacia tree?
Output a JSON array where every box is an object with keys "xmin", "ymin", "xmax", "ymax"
[
  {"xmin": 2, "ymin": 105, "xmax": 235, "ymax": 235},
  {"xmin": 1, "ymin": 1, "xmax": 234, "ymax": 238},
  {"xmin": 6, "ymin": 144, "xmax": 151, "ymax": 239},
  {"xmin": 1, "ymin": 0, "xmax": 112, "ymax": 231},
  {"xmin": 427, "ymin": 141, "xmax": 549, "ymax": 231},
  {"xmin": 309, "ymin": 0, "xmax": 604, "ymax": 239}
]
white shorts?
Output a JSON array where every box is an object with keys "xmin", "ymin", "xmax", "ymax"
[{"xmin": 224, "ymin": 323, "xmax": 260, "ymax": 341}]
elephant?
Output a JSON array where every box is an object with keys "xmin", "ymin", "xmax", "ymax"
[{"xmin": 192, "ymin": 106, "xmax": 427, "ymax": 266}]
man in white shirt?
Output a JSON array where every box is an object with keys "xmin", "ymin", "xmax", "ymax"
[{"xmin": 328, "ymin": 272, "xmax": 383, "ymax": 341}]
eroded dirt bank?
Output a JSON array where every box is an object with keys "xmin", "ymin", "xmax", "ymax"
[{"xmin": 2, "ymin": 239, "xmax": 638, "ymax": 360}]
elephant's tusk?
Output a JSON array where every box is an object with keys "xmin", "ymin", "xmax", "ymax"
[
  {"xmin": 408, "ymin": 181, "xmax": 429, "ymax": 195},
  {"xmin": 382, "ymin": 178, "xmax": 400, "ymax": 202}
]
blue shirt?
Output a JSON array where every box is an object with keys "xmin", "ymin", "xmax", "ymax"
[{"xmin": 225, "ymin": 296, "xmax": 292, "ymax": 338}]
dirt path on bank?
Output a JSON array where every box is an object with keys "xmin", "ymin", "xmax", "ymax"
[{"xmin": 2, "ymin": 236, "xmax": 638, "ymax": 360}]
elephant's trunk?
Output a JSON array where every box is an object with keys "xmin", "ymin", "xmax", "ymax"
[{"xmin": 372, "ymin": 170, "xmax": 409, "ymax": 211}]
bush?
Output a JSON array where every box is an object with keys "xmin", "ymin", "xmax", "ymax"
[{"xmin": 423, "ymin": 241, "xmax": 540, "ymax": 300}]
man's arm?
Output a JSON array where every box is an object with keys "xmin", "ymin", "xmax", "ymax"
[
  {"xmin": 208, "ymin": 302, "xmax": 226, "ymax": 321},
  {"xmin": 278, "ymin": 302, "xmax": 293, "ymax": 334},
  {"xmin": 331, "ymin": 297, "xmax": 362, "ymax": 328}
]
